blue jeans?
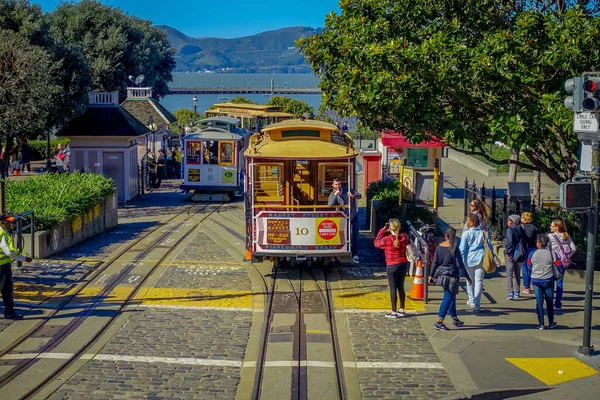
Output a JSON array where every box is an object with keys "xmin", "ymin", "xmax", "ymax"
[
  {"xmin": 522, "ymin": 263, "xmax": 531, "ymax": 289},
  {"xmin": 555, "ymin": 270, "xmax": 564, "ymax": 308},
  {"xmin": 533, "ymin": 280, "xmax": 554, "ymax": 325},
  {"xmin": 438, "ymin": 290, "xmax": 457, "ymax": 320}
]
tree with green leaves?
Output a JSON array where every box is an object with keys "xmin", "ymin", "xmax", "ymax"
[
  {"xmin": 173, "ymin": 109, "xmax": 198, "ymax": 128},
  {"xmin": 0, "ymin": 29, "xmax": 60, "ymax": 176},
  {"xmin": 230, "ymin": 96, "xmax": 256, "ymax": 104},
  {"xmin": 45, "ymin": 0, "xmax": 175, "ymax": 101},
  {"xmin": 299, "ymin": 0, "xmax": 600, "ymax": 184},
  {"xmin": 267, "ymin": 96, "xmax": 314, "ymax": 118}
]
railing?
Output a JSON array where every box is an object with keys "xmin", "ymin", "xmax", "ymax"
[
  {"xmin": 406, "ymin": 220, "xmax": 429, "ymax": 303},
  {"xmin": 12, "ymin": 211, "xmax": 35, "ymax": 268},
  {"xmin": 88, "ymin": 91, "xmax": 119, "ymax": 105}
]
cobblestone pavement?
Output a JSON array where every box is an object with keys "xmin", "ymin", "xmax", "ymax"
[
  {"xmin": 346, "ymin": 313, "xmax": 456, "ymax": 399},
  {"xmin": 49, "ymin": 213, "xmax": 254, "ymax": 399}
]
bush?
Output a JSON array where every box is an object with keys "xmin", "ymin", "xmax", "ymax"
[
  {"xmin": 467, "ymin": 144, "xmax": 532, "ymax": 173},
  {"xmin": 28, "ymin": 139, "xmax": 69, "ymax": 160},
  {"xmin": 6, "ymin": 172, "xmax": 115, "ymax": 231},
  {"xmin": 366, "ymin": 179, "xmax": 434, "ymax": 229}
]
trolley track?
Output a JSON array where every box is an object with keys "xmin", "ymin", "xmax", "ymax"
[
  {"xmin": 0, "ymin": 201, "xmax": 225, "ymax": 399},
  {"xmin": 252, "ymin": 262, "xmax": 346, "ymax": 400}
]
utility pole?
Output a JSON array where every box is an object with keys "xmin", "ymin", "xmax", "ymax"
[{"xmin": 565, "ymin": 73, "xmax": 599, "ymax": 356}]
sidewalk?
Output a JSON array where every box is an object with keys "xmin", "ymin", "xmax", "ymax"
[
  {"xmin": 429, "ymin": 158, "xmax": 599, "ymax": 398},
  {"xmin": 419, "ymin": 271, "xmax": 600, "ymax": 399}
]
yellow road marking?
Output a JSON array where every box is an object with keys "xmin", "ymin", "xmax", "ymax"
[
  {"xmin": 333, "ymin": 291, "xmax": 425, "ymax": 311},
  {"xmin": 506, "ymin": 358, "xmax": 598, "ymax": 385},
  {"xmin": 14, "ymin": 282, "xmax": 67, "ymax": 303},
  {"xmin": 141, "ymin": 288, "xmax": 253, "ymax": 308},
  {"xmin": 306, "ymin": 329, "xmax": 329, "ymax": 334}
]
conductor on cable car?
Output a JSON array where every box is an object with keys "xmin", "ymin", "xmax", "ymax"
[{"xmin": 327, "ymin": 177, "xmax": 362, "ymax": 264}]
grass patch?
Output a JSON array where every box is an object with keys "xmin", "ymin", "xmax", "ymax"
[{"xmin": 6, "ymin": 172, "xmax": 115, "ymax": 231}]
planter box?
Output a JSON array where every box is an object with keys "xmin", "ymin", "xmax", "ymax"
[{"xmin": 23, "ymin": 193, "xmax": 118, "ymax": 258}]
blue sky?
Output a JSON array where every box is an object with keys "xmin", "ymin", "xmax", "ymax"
[{"xmin": 33, "ymin": 0, "xmax": 340, "ymax": 38}]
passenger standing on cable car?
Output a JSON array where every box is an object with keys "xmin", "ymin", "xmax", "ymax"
[
  {"xmin": 0, "ymin": 214, "xmax": 33, "ymax": 320},
  {"xmin": 172, "ymin": 145, "xmax": 182, "ymax": 180},
  {"xmin": 328, "ymin": 177, "xmax": 362, "ymax": 264},
  {"xmin": 156, "ymin": 149, "xmax": 167, "ymax": 188}
]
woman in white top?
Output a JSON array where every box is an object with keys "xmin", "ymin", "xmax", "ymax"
[{"xmin": 547, "ymin": 219, "xmax": 576, "ymax": 311}]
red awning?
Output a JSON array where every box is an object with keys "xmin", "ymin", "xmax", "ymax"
[{"xmin": 380, "ymin": 131, "xmax": 445, "ymax": 148}]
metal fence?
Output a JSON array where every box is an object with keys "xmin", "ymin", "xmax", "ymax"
[{"xmin": 464, "ymin": 179, "xmax": 539, "ymax": 240}]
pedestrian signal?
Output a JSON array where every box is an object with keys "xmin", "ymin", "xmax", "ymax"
[
  {"xmin": 582, "ymin": 75, "xmax": 600, "ymax": 111},
  {"xmin": 564, "ymin": 77, "xmax": 583, "ymax": 111},
  {"xmin": 560, "ymin": 181, "xmax": 593, "ymax": 210}
]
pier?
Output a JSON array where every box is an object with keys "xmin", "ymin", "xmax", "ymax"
[{"xmin": 168, "ymin": 87, "xmax": 321, "ymax": 95}]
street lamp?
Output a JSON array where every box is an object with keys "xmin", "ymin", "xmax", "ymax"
[
  {"xmin": 192, "ymin": 96, "xmax": 198, "ymax": 118},
  {"xmin": 146, "ymin": 115, "xmax": 158, "ymax": 154}
]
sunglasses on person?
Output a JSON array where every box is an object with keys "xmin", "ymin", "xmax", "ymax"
[{"xmin": 470, "ymin": 203, "xmax": 476, "ymax": 207}]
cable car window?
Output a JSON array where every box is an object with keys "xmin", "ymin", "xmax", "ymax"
[
  {"xmin": 187, "ymin": 142, "xmax": 202, "ymax": 164},
  {"xmin": 218, "ymin": 141, "xmax": 235, "ymax": 166},
  {"xmin": 254, "ymin": 163, "xmax": 284, "ymax": 202},
  {"xmin": 203, "ymin": 141, "xmax": 218, "ymax": 164},
  {"xmin": 318, "ymin": 163, "xmax": 348, "ymax": 201}
]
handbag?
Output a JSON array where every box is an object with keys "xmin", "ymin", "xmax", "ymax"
[
  {"xmin": 406, "ymin": 242, "xmax": 417, "ymax": 262},
  {"xmin": 552, "ymin": 252, "xmax": 565, "ymax": 281},
  {"xmin": 482, "ymin": 231, "xmax": 497, "ymax": 274}
]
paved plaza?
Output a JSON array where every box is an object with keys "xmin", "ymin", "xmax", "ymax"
[{"xmin": 0, "ymin": 161, "xmax": 598, "ymax": 399}]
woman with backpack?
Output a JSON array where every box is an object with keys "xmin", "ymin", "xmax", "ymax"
[
  {"xmin": 520, "ymin": 212, "xmax": 538, "ymax": 295},
  {"xmin": 547, "ymin": 219, "xmax": 576, "ymax": 311},
  {"xmin": 459, "ymin": 213, "xmax": 493, "ymax": 312},
  {"xmin": 429, "ymin": 227, "xmax": 472, "ymax": 330},
  {"xmin": 505, "ymin": 214, "xmax": 525, "ymax": 300},
  {"xmin": 374, "ymin": 219, "xmax": 409, "ymax": 318}
]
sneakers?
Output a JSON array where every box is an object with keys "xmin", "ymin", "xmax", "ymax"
[
  {"xmin": 395, "ymin": 311, "xmax": 406, "ymax": 318},
  {"xmin": 547, "ymin": 322, "xmax": 558, "ymax": 329},
  {"xmin": 4, "ymin": 313, "xmax": 23, "ymax": 320},
  {"xmin": 466, "ymin": 300, "xmax": 475, "ymax": 308},
  {"xmin": 538, "ymin": 324, "xmax": 545, "ymax": 330},
  {"xmin": 554, "ymin": 306, "xmax": 563, "ymax": 311},
  {"xmin": 507, "ymin": 293, "xmax": 514, "ymax": 300},
  {"xmin": 513, "ymin": 294, "xmax": 520, "ymax": 299},
  {"xmin": 452, "ymin": 319, "xmax": 464, "ymax": 327},
  {"xmin": 522, "ymin": 288, "xmax": 531, "ymax": 294},
  {"xmin": 352, "ymin": 256, "xmax": 360, "ymax": 264},
  {"xmin": 434, "ymin": 322, "xmax": 450, "ymax": 331},
  {"xmin": 385, "ymin": 312, "xmax": 398, "ymax": 319}
]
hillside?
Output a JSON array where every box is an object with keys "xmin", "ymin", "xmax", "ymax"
[{"xmin": 156, "ymin": 25, "xmax": 320, "ymax": 73}]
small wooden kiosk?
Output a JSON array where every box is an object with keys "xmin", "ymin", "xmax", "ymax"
[{"xmin": 58, "ymin": 91, "xmax": 149, "ymax": 203}]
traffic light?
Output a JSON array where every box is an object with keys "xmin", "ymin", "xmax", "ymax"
[
  {"xmin": 582, "ymin": 74, "xmax": 600, "ymax": 111},
  {"xmin": 560, "ymin": 180, "xmax": 593, "ymax": 210},
  {"xmin": 564, "ymin": 77, "xmax": 583, "ymax": 111}
]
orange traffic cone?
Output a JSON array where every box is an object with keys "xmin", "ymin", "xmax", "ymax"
[
  {"xmin": 409, "ymin": 260, "xmax": 424, "ymax": 301},
  {"xmin": 244, "ymin": 248, "xmax": 252, "ymax": 262}
]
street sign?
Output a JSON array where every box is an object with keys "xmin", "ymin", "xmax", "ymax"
[{"xmin": 574, "ymin": 112, "xmax": 599, "ymax": 133}]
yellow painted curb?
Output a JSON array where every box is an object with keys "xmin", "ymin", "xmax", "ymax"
[
  {"xmin": 141, "ymin": 288, "xmax": 253, "ymax": 308},
  {"xmin": 333, "ymin": 291, "xmax": 425, "ymax": 311},
  {"xmin": 506, "ymin": 357, "xmax": 598, "ymax": 385}
]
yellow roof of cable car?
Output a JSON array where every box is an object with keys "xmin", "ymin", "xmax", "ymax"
[
  {"xmin": 245, "ymin": 119, "xmax": 358, "ymax": 159},
  {"xmin": 260, "ymin": 119, "xmax": 340, "ymax": 132}
]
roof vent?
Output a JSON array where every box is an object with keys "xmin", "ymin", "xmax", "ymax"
[{"xmin": 88, "ymin": 91, "xmax": 119, "ymax": 106}]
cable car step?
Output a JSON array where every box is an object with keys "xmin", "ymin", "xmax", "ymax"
[{"xmin": 191, "ymin": 192, "xmax": 230, "ymax": 202}]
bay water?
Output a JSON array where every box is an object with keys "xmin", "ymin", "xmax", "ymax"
[{"xmin": 160, "ymin": 72, "xmax": 322, "ymax": 115}]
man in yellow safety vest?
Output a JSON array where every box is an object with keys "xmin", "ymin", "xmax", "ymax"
[{"xmin": 0, "ymin": 214, "xmax": 33, "ymax": 320}]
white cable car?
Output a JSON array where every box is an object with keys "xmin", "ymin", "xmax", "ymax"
[{"xmin": 181, "ymin": 116, "xmax": 250, "ymax": 201}]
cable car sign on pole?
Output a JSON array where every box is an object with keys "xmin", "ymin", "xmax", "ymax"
[{"xmin": 574, "ymin": 112, "xmax": 599, "ymax": 134}]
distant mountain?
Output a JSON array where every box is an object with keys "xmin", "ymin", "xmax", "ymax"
[{"xmin": 156, "ymin": 25, "xmax": 320, "ymax": 73}]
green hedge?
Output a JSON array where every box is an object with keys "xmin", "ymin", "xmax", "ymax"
[
  {"xmin": 28, "ymin": 139, "xmax": 69, "ymax": 160},
  {"xmin": 468, "ymin": 144, "xmax": 532, "ymax": 173},
  {"xmin": 6, "ymin": 172, "xmax": 115, "ymax": 231},
  {"xmin": 366, "ymin": 179, "xmax": 435, "ymax": 228}
]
